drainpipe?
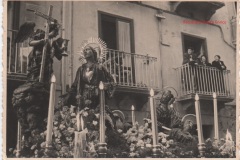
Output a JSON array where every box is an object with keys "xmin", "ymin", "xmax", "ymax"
[
  {"xmin": 156, "ymin": 10, "xmax": 166, "ymax": 89},
  {"xmin": 70, "ymin": 2, "xmax": 74, "ymax": 85},
  {"xmin": 61, "ymin": 1, "xmax": 66, "ymax": 94}
]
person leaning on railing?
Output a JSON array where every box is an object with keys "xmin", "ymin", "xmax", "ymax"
[
  {"xmin": 211, "ymin": 55, "xmax": 226, "ymax": 71},
  {"xmin": 211, "ymin": 55, "xmax": 227, "ymax": 94},
  {"xmin": 182, "ymin": 47, "xmax": 199, "ymax": 66},
  {"xmin": 198, "ymin": 55, "xmax": 212, "ymax": 93},
  {"xmin": 198, "ymin": 55, "xmax": 211, "ymax": 67},
  {"xmin": 182, "ymin": 47, "xmax": 201, "ymax": 92}
]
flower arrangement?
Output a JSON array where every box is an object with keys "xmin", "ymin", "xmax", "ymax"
[{"xmin": 8, "ymin": 102, "xmax": 236, "ymax": 158}]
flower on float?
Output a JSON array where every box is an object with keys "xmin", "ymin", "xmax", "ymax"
[
  {"xmin": 62, "ymin": 106, "xmax": 69, "ymax": 112},
  {"xmin": 61, "ymin": 146, "xmax": 70, "ymax": 155},
  {"xmin": 55, "ymin": 138, "xmax": 61, "ymax": 144},
  {"xmin": 31, "ymin": 144, "xmax": 37, "ymax": 150},
  {"xmin": 40, "ymin": 142, "xmax": 46, "ymax": 148},
  {"xmin": 95, "ymin": 113, "xmax": 100, "ymax": 119},
  {"xmin": 66, "ymin": 136, "xmax": 73, "ymax": 142},
  {"xmin": 130, "ymin": 143, "xmax": 136, "ymax": 152},
  {"xmin": 59, "ymin": 124, "xmax": 66, "ymax": 130},
  {"xmin": 117, "ymin": 129, "xmax": 123, "ymax": 134},
  {"xmin": 67, "ymin": 127, "xmax": 75, "ymax": 134},
  {"xmin": 85, "ymin": 100, "xmax": 92, "ymax": 105},
  {"xmin": 146, "ymin": 143, "xmax": 152, "ymax": 148},
  {"xmin": 129, "ymin": 152, "xmax": 137, "ymax": 157},
  {"xmin": 136, "ymin": 139, "xmax": 145, "ymax": 147},
  {"xmin": 162, "ymin": 138, "xmax": 167, "ymax": 144},
  {"xmin": 71, "ymin": 118, "xmax": 77, "ymax": 124},
  {"xmin": 34, "ymin": 149, "xmax": 39, "ymax": 155},
  {"xmin": 92, "ymin": 120, "xmax": 98, "ymax": 126},
  {"xmin": 71, "ymin": 113, "xmax": 76, "ymax": 117},
  {"xmin": 53, "ymin": 121, "xmax": 59, "ymax": 126},
  {"xmin": 82, "ymin": 111, "xmax": 88, "ymax": 117},
  {"xmin": 205, "ymin": 138, "xmax": 212, "ymax": 143},
  {"xmin": 70, "ymin": 105, "xmax": 76, "ymax": 113}
]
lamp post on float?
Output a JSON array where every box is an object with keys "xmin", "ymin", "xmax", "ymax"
[
  {"xmin": 98, "ymin": 81, "xmax": 107, "ymax": 158},
  {"xmin": 149, "ymin": 88, "xmax": 160, "ymax": 158}
]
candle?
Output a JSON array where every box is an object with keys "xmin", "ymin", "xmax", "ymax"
[
  {"xmin": 194, "ymin": 94, "xmax": 205, "ymax": 157},
  {"xmin": 46, "ymin": 75, "xmax": 56, "ymax": 149},
  {"xmin": 213, "ymin": 92, "xmax": 219, "ymax": 141},
  {"xmin": 131, "ymin": 105, "xmax": 135, "ymax": 126},
  {"xmin": 98, "ymin": 81, "xmax": 107, "ymax": 158},
  {"xmin": 149, "ymin": 88, "xmax": 159, "ymax": 157},
  {"xmin": 99, "ymin": 81, "xmax": 105, "ymax": 143},
  {"xmin": 16, "ymin": 121, "xmax": 21, "ymax": 157}
]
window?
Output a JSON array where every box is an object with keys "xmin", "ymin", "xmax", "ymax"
[
  {"xmin": 98, "ymin": 12, "xmax": 136, "ymax": 85},
  {"xmin": 181, "ymin": 33, "xmax": 208, "ymax": 62},
  {"xmin": 98, "ymin": 12, "xmax": 134, "ymax": 53}
]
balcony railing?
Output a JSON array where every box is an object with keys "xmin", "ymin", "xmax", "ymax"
[
  {"xmin": 7, "ymin": 40, "xmax": 160, "ymax": 90},
  {"xmin": 103, "ymin": 49, "xmax": 160, "ymax": 90},
  {"xmin": 175, "ymin": 64, "xmax": 233, "ymax": 99},
  {"xmin": 7, "ymin": 30, "xmax": 31, "ymax": 80}
]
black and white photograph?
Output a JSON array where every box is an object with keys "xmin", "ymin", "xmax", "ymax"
[{"xmin": 4, "ymin": 1, "xmax": 238, "ymax": 158}]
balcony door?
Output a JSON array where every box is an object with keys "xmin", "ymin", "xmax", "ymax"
[
  {"xmin": 98, "ymin": 12, "xmax": 134, "ymax": 53},
  {"xmin": 99, "ymin": 12, "xmax": 135, "ymax": 85}
]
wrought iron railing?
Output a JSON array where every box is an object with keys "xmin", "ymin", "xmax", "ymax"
[
  {"xmin": 103, "ymin": 49, "xmax": 160, "ymax": 89},
  {"xmin": 7, "ymin": 30, "xmax": 31, "ymax": 75},
  {"xmin": 174, "ymin": 64, "xmax": 233, "ymax": 97},
  {"xmin": 7, "ymin": 40, "xmax": 160, "ymax": 90}
]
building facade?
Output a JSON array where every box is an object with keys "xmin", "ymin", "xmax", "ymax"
[{"xmin": 6, "ymin": 1, "xmax": 237, "ymax": 152}]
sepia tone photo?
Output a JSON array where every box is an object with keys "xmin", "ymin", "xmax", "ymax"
[{"xmin": 4, "ymin": 1, "xmax": 238, "ymax": 158}]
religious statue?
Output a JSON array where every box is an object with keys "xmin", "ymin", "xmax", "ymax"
[
  {"xmin": 12, "ymin": 9, "xmax": 69, "ymax": 137},
  {"xmin": 152, "ymin": 88, "xmax": 197, "ymax": 144},
  {"xmin": 62, "ymin": 45, "xmax": 114, "ymax": 110},
  {"xmin": 154, "ymin": 89, "xmax": 181, "ymax": 129}
]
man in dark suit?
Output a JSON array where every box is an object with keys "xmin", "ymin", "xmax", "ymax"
[
  {"xmin": 212, "ymin": 55, "xmax": 226, "ymax": 70},
  {"xmin": 182, "ymin": 47, "xmax": 199, "ymax": 92},
  {"xmin": 182, "ymin": 47, "xmax": 199, "ymax": 66}
]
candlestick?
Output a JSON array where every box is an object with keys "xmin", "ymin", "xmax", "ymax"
[
  {"xmin": 149, "ymin": 88, "xmax": 160, "ymax": 158},
  {"xmin": 16, "ymin": 121, "xmax": 21, "ymax": 158},
  {"xmin": 98, "ymin": 81, "xmax": 107, "ymax": 158},
  {"xmin": 131, "ymin": 105, "xmax": 135, "ymax": 126},
  {"xmin": 194, "ymin": 94, "xmax": 205, "ymax": 157},
  {"xmin": 45, "ymin": 75, "xmax": 56, "ymax": 152},
  {"xmin": 213, "ymin": 92, "xmax": 219, "ymax": 141}
]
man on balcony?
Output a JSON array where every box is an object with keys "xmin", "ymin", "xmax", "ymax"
[
  {"xmin": 182, "ymin": 47, "xmax": 199, "ymax": 66},
  {"xmin": 182, "ymin": 47, "xmax": 199, "ymax": 92}
]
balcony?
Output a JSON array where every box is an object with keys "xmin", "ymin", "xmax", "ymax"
[
  {"xmin": 103, "ymin": 49, "xmax": 160, "ymax": 94},
  {"xmin": 7, "ymin": 39, "xmax": 160, "ymax": 94},
  {"xmin": 171, "ymin": 2, "xmax": 225, "ymax": 20},
  {"xmin": 174, "ymin": 64, "xmax": 234, "ymax": 102},
  {"xmin": 7, "ymin": 30, "xmax": 30, "ymax": 81}
]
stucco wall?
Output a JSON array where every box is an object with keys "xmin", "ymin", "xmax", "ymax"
[
  {"xmin": 69, "ymin": 1, "xmax": 161, "ymax": 83},
  {"xmin": 159, "ymin": 12, "xmax": 236, "ymax": 100}
]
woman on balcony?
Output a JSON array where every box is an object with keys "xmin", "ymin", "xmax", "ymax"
[
  {"xmin": 211, "ymin": 55, "xmax": 227, "ymax": 94},
  {"xmin": 212, "ymin": 55, "xmax": 226, "ymax": 70},
  {"xmin": 198, "ymin": 55, "xmax": 211, "ymax": 67},
  {"xmin": 197, "ymin": 55, "xmax": 212, "ymax": 93}
]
